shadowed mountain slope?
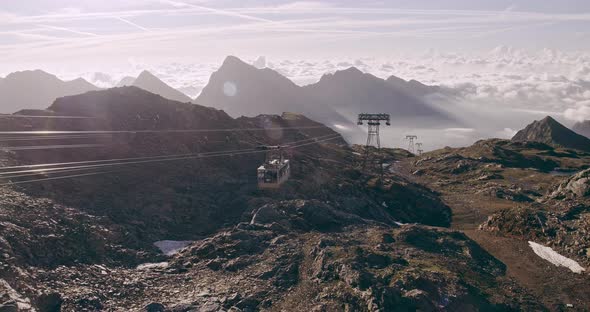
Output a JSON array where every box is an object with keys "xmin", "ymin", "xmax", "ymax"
[{"xmin": 511, "ymin": 116, "xmax": 590, "ymax": 152}]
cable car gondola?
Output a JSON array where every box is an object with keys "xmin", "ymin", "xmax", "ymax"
[{"xmin": 257, "ymin": 145, "xmax": 290, "ymax": 189}]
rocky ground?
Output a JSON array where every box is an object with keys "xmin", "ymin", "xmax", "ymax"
[
  {"xmin": 399, "ymin": 138, "xmax": 590, "ymax": 310},
  {"xmin": 1, "ymin": 88, "xmax": 589, "ymax": 311},
  {"xmin": 0, "ymin": 136, "xmax": 548, "ymax": 311}
]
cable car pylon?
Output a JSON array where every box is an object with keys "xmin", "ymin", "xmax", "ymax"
[{"xmin": 357, "ymin": 113, "xmax": 390, "ymax": 178}]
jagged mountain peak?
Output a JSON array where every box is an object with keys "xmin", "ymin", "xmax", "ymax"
[
  {"xmin": 131, "ymin": 70, "xmax": 193, "ymax": 103},
  {"xmin": 512, "ymin": 116, "xmax": 590, "ymax": 152},
  {"xmin": 336, "ymin": 66, "xmax": 364, "ymax": 76},
  {"xmin": 221, "ymin": 55, "xmax": 250, "ymax": 68},
  {"xmin": 198, "ymin": 56, "xmax": 452, "ymax": 126},
  {"xmin": 539, "ymin": 115, "xmax": 559, "ymax": 124},
  {"xmin": 319, "ymin": 67, "xmax": 368, "ymax": 82},
  {"xmin": 135, "ymin": 70, "xmax": 162, "ymax": 83},
  {"xmin": 215, "ymin": 55, "xmax": 293, "ymax": 83}
]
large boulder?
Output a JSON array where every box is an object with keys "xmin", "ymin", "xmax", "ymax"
[{"xmin": 550, "ymin": 169, "xmax": 590, "ymax": 199}]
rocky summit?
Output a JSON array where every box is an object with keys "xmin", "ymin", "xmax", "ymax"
[{"xmin": 512, "ymin": 116, "xmax": 590, "ymax": 152}]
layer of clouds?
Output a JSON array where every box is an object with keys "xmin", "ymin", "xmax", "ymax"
[
  {"xmin": 2, "ymin": 46, "xmax": 589, "ymax": 149},
  {"xmin": 34, "ymin": 46, "xmax": 590, "ymax": 125}
]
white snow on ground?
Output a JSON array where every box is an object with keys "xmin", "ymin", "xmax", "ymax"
[
  {"xmin": 154, "ymin": 240, "xmax": 193, "ymax": 256},
  {"xmin": 136, "ymin": 262, "xmax": 169, "ymax": 270},
  {"xmin": 528, "ymin": 241, "xmax": 586, "ymax": 274}
]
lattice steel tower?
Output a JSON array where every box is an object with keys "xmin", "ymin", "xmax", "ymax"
[
  {"xmin": 405, "ymin": 135, "xmax": 418, "ymax": 154},
  {"xmin": 358, "ymin": 113, "xmax": 390, "ymax": 169},
  {"xmin": 416, "ymin": 142, "xmax": 423, "ymax": 156}
]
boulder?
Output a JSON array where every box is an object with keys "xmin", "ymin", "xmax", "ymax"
[
  {"xmin": 145, "ymin": 302, "xmax": 166, "ymax": 312},
  {"xmin": 550, "ymin": 169, "xmax": 590, "ymax": 199}
]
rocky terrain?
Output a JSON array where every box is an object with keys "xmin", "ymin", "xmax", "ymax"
[
  {"xmin": 0, "ymin": 87, "xmax": 466, "ymax": 311},
  {"xmin": 0, "ymin": 90, "xmax": 588, "ymax": 311},
  {"xmin": 400, "ymin": 117, "xmax": 590, "ymax": 310}
]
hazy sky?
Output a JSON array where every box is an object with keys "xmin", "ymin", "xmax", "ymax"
[
  {"xmin": 2, "ymin": 0, "xmax": 590, "ymax": 67},
  {"xmin": 2, "ymin": 0, "xmax": 590, "ymax": 135},
  {"xmin": 1, "ymin": 0, "xmax": 590, "ymax": 150}
]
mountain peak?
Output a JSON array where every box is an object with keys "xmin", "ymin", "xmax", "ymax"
[
  {"xmin": 221, "ymin": 55, "xmax": 250, "ymax": 68},
  {"xmin": 132, "ymin": 70, "xmax": 192, "ymax": 103},
  {"xmin": 540, "ymin": 115, "xmax": 560, "ymax": 125},
  {"xmin": 0, "ymin": 70, "xmax": 99, "ymax": 113},
  {"xmin": 339, "ymin": 67, "xmax": 364, "ymax": 75},
  {"xmin": 512, "ymin": 116, "xmax": 590, "ymax": 152},
  {"xmin": 387, "ymin": 75, "xmax": 407, "ymax": 84},
  {"xmin": 136, "ymin": 70, "xmax": 158, "ymax": 80},
  {"xmin": 5, "ymin": 69, "xmax": 57, "ymax": 81},
  {"xmin": 318, "ymin": 67, "xmax": 367, "ymax": 83}
]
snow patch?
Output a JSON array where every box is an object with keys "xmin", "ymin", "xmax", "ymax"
[
  {"xmin": 528, "ymin": 241, "xmax": 586, "ymax": 274},
  {"xmin": 154, "ymin": 240, "xmax": 193, "ymax": 256},
  {"xmin": 136, "ymin": 262, "xmax": 169, "ymax": 270}
]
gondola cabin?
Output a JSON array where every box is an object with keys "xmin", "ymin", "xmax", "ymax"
[{"xmin": 257, "ymin": 147, "xmax": 290, "ymax": 189}]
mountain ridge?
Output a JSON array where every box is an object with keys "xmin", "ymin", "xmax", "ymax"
[
  {"xmin": 197, "ymin": 56, "xmax": 454, "ymax": 127},
  {"xmin": 0, "ymin": 70, "xmax": 100, "ymax": 113},
  {"xmin": 132, "ymin": 70, "xmax": 193, "ymax": 103}
]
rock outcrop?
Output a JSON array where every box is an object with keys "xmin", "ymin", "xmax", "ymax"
[{"xmin": 549, "ymin": 169, "xmax": 590, "ymax": 199}]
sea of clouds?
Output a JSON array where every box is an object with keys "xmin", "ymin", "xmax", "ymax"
[
  {"xmin": 56, "ymin": 46, "xmax": 590, "ymax": 122},
  {"xmin": 33, "ymin": 46, "xmax": 590, "ymax": 149}
]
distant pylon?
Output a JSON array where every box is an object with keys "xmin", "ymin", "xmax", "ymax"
[
  {"xmin": 416, "ymin": 143, "xmax": 423, "ymax": 156},
  {"xmin": 357, "ymin": 113, "xmax": 391, "ymax": 173},
  {"xmin": 405, "ymin": 135, "xmax": 417, "ymax": 154}
]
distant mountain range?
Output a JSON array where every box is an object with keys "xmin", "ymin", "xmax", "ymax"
[
  {"xmin": 196, "ymin": 56, "xmax": 452, "ymax": 127},
  {"xmin": 512, "ymin": 116, "xmax": 590, "ymax": 152},
  {"xmin": 1, "ymin": 58, "xmax": 452, "ymax": 129},
  {"xmin": 0, "ymin": 70, "xmax": 195, "ymax": 114},
  {"xmin": 573, "ymin": 120, "xmax": 590, "ymax": 139},
  {"xmin": 0, "ymin": 70, "xmax": 99, "ymax": 113}
]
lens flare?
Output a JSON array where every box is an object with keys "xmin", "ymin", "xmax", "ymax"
[{"xmin": 223, "ymin": 81, "xmax": 237, "ymax": 97}]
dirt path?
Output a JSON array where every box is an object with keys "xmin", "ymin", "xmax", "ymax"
[{"xmin": 393, "ymin": 161, "xmax": 590, "ymax": 311}]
